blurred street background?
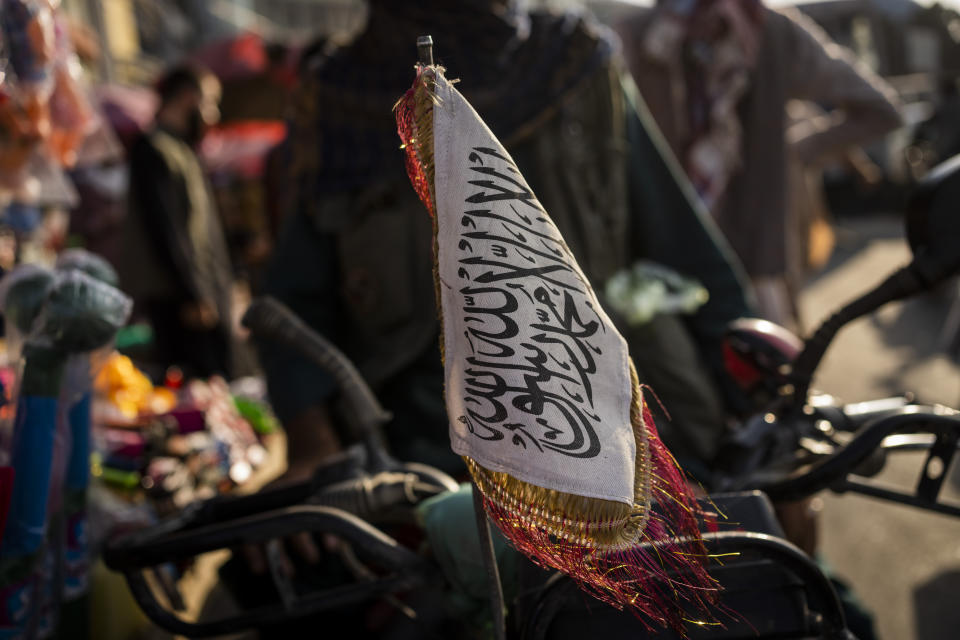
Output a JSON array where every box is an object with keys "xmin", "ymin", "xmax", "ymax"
[
  {"xmin": 800, "ymin": 214, "xmax": 960, "ymax": 640},
  {"xmin": 4, "ymin": 0, "xmax": 960, "ymax": 639}
]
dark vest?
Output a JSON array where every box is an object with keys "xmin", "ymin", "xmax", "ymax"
[{"xmin": 310, "ymin": 66, "xmax": 630, "ymax": 389}]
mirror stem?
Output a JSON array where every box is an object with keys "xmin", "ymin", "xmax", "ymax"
[{"xmin": 786, "ymin": 264, "xmax": 926, "ymax": 414}]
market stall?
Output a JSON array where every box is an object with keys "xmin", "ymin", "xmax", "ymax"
[{"xmin": 0, "ymin": 256, "xmax": 283, "ymax": 640}]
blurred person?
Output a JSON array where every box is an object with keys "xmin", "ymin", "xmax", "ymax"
[
  {"xmin": 260, "ymin": 0, "xmax": 754, "ymax": 489},
  {"xmin": 67, "ymin": 159, "xmax": 128, "ymax": 269},
  {"xmin": 785, "ymin": 100, "xmax": 887, "ymax": 328},
  {"xmin": 261, "ymin": 39, "xmax": 330, "ymax": 249},
  {"xmin": 120, "ymin": 64, "xmax": 234, "ymax": 378},
  {"xmin": 208, "ymin": 39, "xmax": 300, "ymax": 291},
  {"xmin": 617, "ymin": 1, "xmax": 902, "ymax": 329},
  {"xmin": 218, "ymin": 40, "xmax": 296, "ymax": 123}
]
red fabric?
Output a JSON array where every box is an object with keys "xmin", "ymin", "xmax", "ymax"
[
  {"xmin": 192, "ymin": 32, "xmax": 267, "ymax": 80},
  {"xmin": 394, "ymin": 73, "xmax": 436, "ymax": 218},
  {"xmin": 0, "ymin": 467, "xmax": 14, "ymax": 547},
  {"xmin": 200, "ymin": 120, "xmax": 288, "ymax": 179},
  {"xmin": 723, "ymin": 341, "xmax": 763, "ymax": 390}
]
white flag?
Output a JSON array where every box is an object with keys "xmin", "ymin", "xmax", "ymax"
[
  {"xmin": 396, "ymin": 62, "xmax": 715, "ymax": 629},
  {"xmin": 432, "ymin": 74, "xmax": 637, "ymax": 505}
]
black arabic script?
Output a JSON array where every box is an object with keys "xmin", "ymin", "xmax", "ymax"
[{"xmin": 453, "ymin": 147, "xmax": 607, "ymax": 459}]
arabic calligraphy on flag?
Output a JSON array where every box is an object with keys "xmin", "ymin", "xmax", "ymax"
[{"xmin": 433, "ymin": 76, "xmax": 636, "ymax": 505}]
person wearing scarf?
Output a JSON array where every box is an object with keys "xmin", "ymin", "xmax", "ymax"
[{"xmin": 617, "ymin": 1, "xmax": 902, "ymax": 329}]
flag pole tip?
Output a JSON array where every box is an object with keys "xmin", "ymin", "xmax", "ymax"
[{"xmin": 417, "ymin": 35, "xmax": 434, "ymax": 67}]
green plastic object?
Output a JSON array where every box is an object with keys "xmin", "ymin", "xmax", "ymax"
[
  {"xmin": 114, "ymin": 324, "xmax": 154, "ymax": 351},
  {"xmin": 98, "ymin": 466, "xmax": 141, "ymax": 492},
  {"xmin": 605, "ymin": 260, "xmax": 709, "ymax": 326},
  {"xmin": 416, "ymin": 484, "xmax": 519, "ymax": 626},
  {"xmin": 233, "ymin": 397, "xmax": 279, "ymax": 435}
]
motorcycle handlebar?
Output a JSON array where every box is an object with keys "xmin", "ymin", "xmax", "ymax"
[
  {"xmin": 698, "ymin": 532, "xmax": 853, "ymax": 640},
  {"xmin": 760, "ymin": 410, "xmax": 960, "ymax": 506},
  {"xmin": 527, "ymin": 531, "xmax": 853, "ymax": 640},
  {"xmin": 103, "ymin": 505, "xmax": 427, "ymax": 573},
  {"xmin": 242, "ymin": 297, "xmax": 395, "ymax": 471},
  {"xmin": 104, "ymin": 505, "xmax": 431, "ymax": 638}
]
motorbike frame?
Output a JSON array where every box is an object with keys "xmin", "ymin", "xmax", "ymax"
[{"xmin": 102, "ymin": 152, "xmax": 960, "ymax": 638}]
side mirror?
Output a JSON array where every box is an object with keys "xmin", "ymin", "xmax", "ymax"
[{"xmin": 905, "ymin": 154, "xmax": 960, "ymax": 286}]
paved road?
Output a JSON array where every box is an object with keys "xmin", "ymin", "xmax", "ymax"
[{"xmin": 798, "ymin": 215, "xmax": 960, "ymax": 640}]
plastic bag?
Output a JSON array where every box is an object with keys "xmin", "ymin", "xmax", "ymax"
[
  {"xmin": 0, "ymin": 263, "xmax": 55, "ymax": 361},
  {"xmin": 46, "ymin": 5, "xmax": 93, "ymax": 168},
  {"xmin": 55, "ymin": 248, "xmax": 118, "ymax": 287},
  {"xmin": 33, "ymin": 270, "xmax": 131, "ymax": 353},
  {"xmin": 605, "ymin": 260, "xmax": 710, "ymax": 326}
]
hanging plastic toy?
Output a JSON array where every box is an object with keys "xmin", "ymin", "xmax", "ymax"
[{"xmin": 45, "ymin": 0, "xmax": 94, "ymax": 168}]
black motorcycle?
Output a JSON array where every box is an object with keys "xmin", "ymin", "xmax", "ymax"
[{"xmin": 104, "ymin": 156, "xmax": 960, "ymax": 640}]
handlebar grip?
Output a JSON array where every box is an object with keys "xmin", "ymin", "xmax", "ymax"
[
  {"xmin": 242, "ymin": 297, "xmax": 396, "ymax": 471},
  {"xmin": 187, "ymin": 481, "xmax": 314, "ymax": 528},
  {"xmin": 242, "ymin": 297, "xmax": 392, "ymax": 433}
]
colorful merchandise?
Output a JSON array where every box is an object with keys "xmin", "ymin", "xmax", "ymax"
[
  {"xmin": 94, "ymin": 353, "xmax": 174, "ymax": 420},
  {"xmin": 0, "ymin": 268, "xmax": 130, "ymax": 638},
  {"xmin": 0, "ymin": 0, "xmax": 99, "ymax": 209},
  {"xmin": 46, "ymin": 0, "xmax": 95, "ymax": 168},
  {"xmin": 0, "ymin": 0, "xmax": 55, "ymax": 197},
  {"xmin": 0, "ymin": 342, "xmax": 66, "ymax": 639},
  {"xmin": 92, "ymin": 357, "xmax": 271, "ymax": 516}
]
